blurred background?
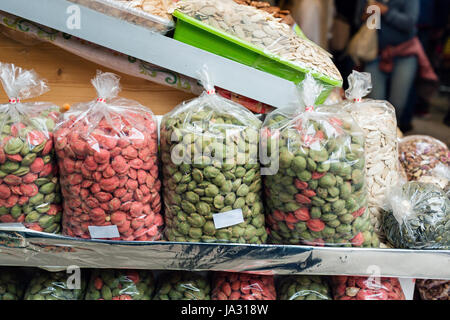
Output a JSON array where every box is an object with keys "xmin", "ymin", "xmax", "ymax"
[{"xmin": 269, "ymin": 0, "xmax": 450, "ymax": 143}]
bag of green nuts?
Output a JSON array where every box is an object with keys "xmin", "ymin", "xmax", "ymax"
[
  {"xmin": 160, "ymin": 69, "xmax": 266, "ymax": 244},
  {"xmin": 382, "ymin": 181, "xmax": 450, "ymax": 249},
  {"xmin": 0, "ymin": 267, "xmax": 26, "ymax": 300},
  {"xmin": 24, "ymin": 269, "xmax": 86, "ymax": 300},
  {"xmin": 85, "ymin": 269, "xmax": 155, "ymax": 300},
  {"xmin": 278, "ymin": 275, "xmax": 332, "ymax": 300},
  {"xmin": 0, "ymin": 63, "xmax": 62, "ymax": 233},
  {"xmin": 262, "ymin": 73, "xmax": 379, "ymax": 247},
  {"xmin": 153, "ymin": 271, "xmax": 210, "ymax": 300}
]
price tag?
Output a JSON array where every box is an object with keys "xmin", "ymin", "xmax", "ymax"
[
  {"xmin": 213, "ymin": 209, "xmax": 244, "ymax": 229},
  {"xmin": 88, "ymin": 225, "xmax": 120, "ymax": 239}
]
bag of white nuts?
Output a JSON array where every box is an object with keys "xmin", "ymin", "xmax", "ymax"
[{"xmin": 342, "ymin": 71, "xmax": 401, "ymax": 244}]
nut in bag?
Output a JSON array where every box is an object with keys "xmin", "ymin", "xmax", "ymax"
[
  {"xmin": 262, "ymin": 73, "xmax": 379, "ymax": 247},
  {"xmin": 160, "ymin": 68, "xmax": 266, "ymax": 244},
  {"xmin": 331, "ymin": 276, "xmax": 406, "ymax": 300},
  {"xmin": 399, "ymin": 135, "xmax": 449, "ymax": 181},
  {"xmin": 212, "ymin": 272, "xmax": 276, "ymax": 300},
  {"xmin": 85, "ymin": 269, "xmax": 155, "ymax": 300},
  {"xmin": 55, "ymin": 71, "xmax": 162, "ymax": 241},
  {"xmin": 382, "ymin": 181, "xmax": 450, "ymax": 249},
  {"xmin": 278, "ymin": 275, "xmax": 331, "ymax": 300},
  {"xmin": 0, "ymin": 63, "xmax": 62, "ymax": 233},
  {"xmin": 342, "ymin": 71, "xmax": 400, "ymax": 240},
  {"xmin": 153, "ymin": 271, "xmax": 211, "ymax": 300},
  {"xmin": 416, "ymin": 279, "xmax": 449, "ymax": 300},
  {"xmin": 24, "ymin": 270, "xmax": 86, "ymax": 300}
]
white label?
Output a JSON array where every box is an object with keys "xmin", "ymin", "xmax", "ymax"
[
  {"xmin": 213, "ymin": 209, "xmax": 244, "ymax": 229},
  {"xmin": 398, "ymin": 278, "xmax": 415, "ymax": 300},
  {"xmin": 88, "ymin": 225, "xmax": 120, "ymax": 239}
]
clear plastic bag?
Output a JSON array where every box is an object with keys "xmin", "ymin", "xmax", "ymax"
[
  {"xmin": 0, "ymin": 267, "xmax": 25, "ymax": 300},
  {"xmin": 278, "ymin": 275, "xmax": 331, "ymax": 300},
  {"xmin": 418, "ymin": 163, "xmax": 450, "ymax": 197},
  {"xmin": 85, "ymin": 269, "xmax": 155, "ymax": 300},
  {"xmin": 331, "ymin": 276, "xmax": 406, "ymax": 300},
  {"xmin": 212, "ymin": 272, "xmax": 276, "ymax": 300},
  {"xmin": 153, "ymin": 271, "xmax": 210, "ymax": 300},
  {"xmin": 399, "ymin": 135, "xmax": 449, "ymax": 181},
  {"xmin": 68, "ymin": 0, "xmax": 174, "ymax": 34},
  {"xmin": 24, "ymin": 270, "xmax": 86, "ymax": 300},
  {"xmin": 382, "ymin": 181, "xmax": 450, "ymax": 249},
  {"xmin": 416, "ymin": 279, "xmax": 449, "ymax": 300},
  {"xmin": 342, "ymin": 71, "xmax": 400, "ymax": 239},
  {"xmin": 262, "ymin": 74, "xmax": 379, "ymax": 247},
  {"xmin": 54, "ymin": 71, "xmax": 162, "ymax": 241},
  {"xmin": 160, "ymin": 69, "xmax": 266, "ymax": 244},
  {"xmin": 173, "ymin": 0, "xmax": 342, "ymax": 83},
  {"xmin": 0, "ymin": 63, "xmax": 62, "ymax": 233}
]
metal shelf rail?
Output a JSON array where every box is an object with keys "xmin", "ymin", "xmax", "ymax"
[{"xmin": 0, "ymin": 225, "xmax": 449, "ymax": 280}]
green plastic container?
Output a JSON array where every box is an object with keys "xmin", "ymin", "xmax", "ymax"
[{"xmin": 173, "ymin": 10, "xmax": 342, "ymax": 104}]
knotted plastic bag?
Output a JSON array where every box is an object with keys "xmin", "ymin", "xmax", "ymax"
[
  {"xmin": 54, "ymin": 71, "xmax": 162, "ymax": 241},
  {"xmin": 153, "ymin": 271, "xmax": 211, "ymax": 300},
  {"xmin": 0, "ymin": 63, "xmax": 62, "ymax": 233},
  {"xmin": 331, "ymin": 276, "xmax": 406, "ymax": 300},
  {"xmin": 212, "ymin": 272, "xmax": 276, "ymax": 300},
  {"xmin": 160, "ymin": 68, "xmax": 266, "ymax": 244},
  {"xmin": 85, "ymin": 269, "xmax": 155, "ymax": 300},
  {"xmin": 278, "ymin": 275, "xmax": 331, "ymax": 300},
  {"xmin": 262, "ymin": 73, "xmax": 379, "ymax": 247},
  {"xmin": 342, "ymin": 71, "xmax": 400, "ymax": 241},
  {"xmin": 24, "ymin": 270, "xmax": 86, "ymax": 300},
  {"xmin": 382, "ymin": 181, "xmax": 449, "ymax": 249}
]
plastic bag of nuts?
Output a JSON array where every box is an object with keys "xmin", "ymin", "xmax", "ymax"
[
  {"xmin": 212, "ymin": 272, "xmax": 276, "ymax": 300},
  {"xmin": 382, "ymin": 181, "xmax": 449, "ymax": 249},
  {"xmin": 85, "ymin": 269, "xmax": 155, "ymax": 300},
  {"xmin": 416, "ymin": 279, "xmax": 449, "ymax": 300},
  {"xmin": 153, "ymin": 271, "xmax": 211, "ymax": 300},
  {"xmin": 54, "ymin": 71, "xmax": 162, "ymax": 241},
  {"xmin": 331, "ymin": 276, "xmax": 406, "ymax": 300},
  {"xmin": 24, "ymin": 270, "xmax": 86, "ymax": 300},
  {"xmin": 278, "ymin": 275, "xmax": 331, "ymax": 300},
  {"xmin": 0, "ymin": 63, "xmax": 62, "ymax": 233},
  {"xmin": 262, "ymin": 74, "xmax": 379, "ymax": 247},
  {"xmin": 160, "ymin": 69, "xmax": 266, "ymax": 244},
  {"xmin": 0, "ymin": 267, "xmax": 25, "ymax": 300},
  {"xmin": 342, "ymin": 71, "xmax": 400, "ymax": 241},
  {"xmin": 399, "ymin": 135, "xmax": 449, "ymax": 181}
]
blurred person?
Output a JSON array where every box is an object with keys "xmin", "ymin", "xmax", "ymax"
[{"xmin": 356, "ymin": 0, "xmax": 437, "ymax": 132}]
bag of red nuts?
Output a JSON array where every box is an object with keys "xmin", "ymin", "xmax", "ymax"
[
  {"xmin": 0, "ymin": 63, "xmax": 62, "ymax": 233},
  {"xmin": 331, "ymin": 276, "xmax": 406, "ymax": 300},
  {"xmin": 212, "ymin": 272, "xmax": 276, "ymax": 300},
  {"xmin": 54, "ymin": 71, "xmax": 162, "ymax": 240}
]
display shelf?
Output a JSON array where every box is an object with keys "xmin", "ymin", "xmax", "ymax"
[
  {"xmin": 0, "ymin": 225, "xmax": 448, "ymax": 280},
  {"xmin": 0, "ymin": 0, "xmax": 300, "ymax": 109}
]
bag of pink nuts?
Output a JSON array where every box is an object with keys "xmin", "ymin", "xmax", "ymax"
[{"xmin": 54, "ymin": 71, "xmax": 163, "ymax": 241}]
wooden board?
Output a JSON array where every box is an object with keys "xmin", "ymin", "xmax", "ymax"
[{"xmin": 0, "ymin": 31, "xmax": 195, "ymax": 115}]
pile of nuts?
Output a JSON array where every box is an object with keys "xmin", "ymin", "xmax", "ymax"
[
  {"xmin": 416, "ymin": 279, "xmax": 449, "ymax": 300},
  {"xmin": 399, "ymin": 135, "xmax": 449, "ymax": 181},
  {"xmin": 175, "ymin": 0, "xmax": 341, "ymax": 82},
  {"xmin": 0, "ymin": 269, "xmax": 24, "ymax": 300},
  {"xmin": 212, "ymin": 272, "xmax": 276, "ymax": 300},
  {"xmin": 233, "ymin": 0, "xmax": 295, "ymax": 26}
]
